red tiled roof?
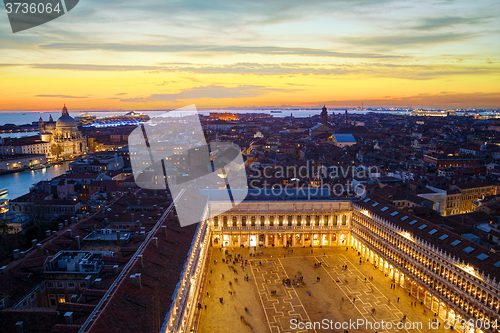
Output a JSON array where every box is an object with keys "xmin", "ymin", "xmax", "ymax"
[
  {"xmin": 89, "ymin": 220, "xmax": 198, "ymax": 333},
  {"xmin": 51, "ymin": 324, "xmax": 81, "ymax": 333},
  {"xmin": 357, "ymin": 195, "xmax": 500, "ymax": 280},
  {"xmin": 57, "ymin": 303, "xmax": 95, "ymax": 314},
  {"xmin": 0, "ymin": 308, "xmax": 57, "ymax": 333}
]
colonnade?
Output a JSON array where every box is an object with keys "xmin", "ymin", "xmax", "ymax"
[{"xmin": 212, "ymin": 231, "xmax": 348, "ymax": 247}]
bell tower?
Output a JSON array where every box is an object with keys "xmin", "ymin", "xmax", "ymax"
[
  {"xmin": 320, "ymin": 104, "xmax": 327, "ymax": 125},
  {"xmin": 38, "ymin": 117, "xmax": 45, "ymax": 134}
]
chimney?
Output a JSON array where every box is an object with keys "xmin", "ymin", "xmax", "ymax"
[
  {"xmin": 0, "ymin": 265, "xmax": 6, "ymax": 274},
  {"xmin": 64, "ymin": 220, "xmax": 68, "ymax": 227},
  {"xmin": 140, "ymin": 231, "xmax": 145, "ymax": 241},
  {"xmin": 64, "ymin": 312, "xmax": 73, "ymax": 325},
  {"xmin": 67, "ymin": 229, "xmax": 72, "ymax": 238},
  {"xmin": 15, "ymin": 321, "xmax": 23, "ymax": 333},
  {"xmin": 52, "ymin": 230, "xmax": 57, "ymax": 235},
  {"xmin": 70, "ymin": 295, "xmax": 78, "ymax": 303},
  {"xmin": 94, "ymin": 278, "xmax": 102, "ymax": 289},
  {"xmin": 31, "ymin": 239, "xmax": 37, "ymax": 248},
  {"xmin": 130, "ymin": 274, "xmax": 137, "ymax": 287},
  {"xmin": 136, "ymin": 273, "xmax": 142, "ymax": 288},
  {"xmin": 13, "ymin": 249, "xmax": 20, "ymax": 260},
  {"xmin": 76, "ymin": 236, "xmax": 81, "ymax": 249},
  {"xmin": 71, "ymin": 217, "xmax": 75, "ymax": 224},
  {"xmin": 138, "ymin": 254, "xmax": 144, "ymax": 267},
  {"xmin": 113, "ymin": 265, "xmax": 119, "ymax": 275},
  {"xmin": 85, "ymin": 275, "xmax": 92, "ymax": 288},
  {"xmin": 59, "ymin": 223, "xmax": 64, "ymax": 230},
  {"xmin": 153, "ymin": 237, "xmax": 158, "ymax": 248},
  {"xmin": 46, "ymin": 230, "xmax": 51, "ymax": 238},
  {"xmin": 161, "ymin": 225, "xmax": 167, "ymax": 236}
]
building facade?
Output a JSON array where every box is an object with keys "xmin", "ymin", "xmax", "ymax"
[
  {"xmin": 352, "ymin": 197, "xmax": 500, "ymax": 333},
  {"xmin": 209, "ymin": 200, "xmax": 351, "ymax": 248},
  {"xmin": 14, "ymin": 251, "xmax": 110, "ymax": 309},
  {"xmin": 0, "ymin": 137, "xmax": 50, "ymax": 157},
  {"xmin": 0, "ymin": 154, "xmax": 46, "ymax": 172},
  {"xmin": 165, "ymin": 197, "xmax": 500, "ymax": 333},
  {"xmin": 39, "ymin": 105, "xmax": 87, "ymax": 159}
]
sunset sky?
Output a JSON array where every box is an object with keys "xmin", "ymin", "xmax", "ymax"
[{"xmin": 0, "ymin": 0, "xmax": 499, "ymax": 111}]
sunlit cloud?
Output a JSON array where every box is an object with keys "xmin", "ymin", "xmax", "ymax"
[
  {"xmin": 412, "ymin": 16, "xmax": 493, "ymax": 30},
  {"xmin": 17, "ymin": 62, "xmax": 500, "ymax": 80},
  {"xmin": 38, "ymin": 43, "xmax": 403, "ymax": 58},
  {"xmin": 120, "ymin": 85, "xmax": 297, "ymax": 103},
  {"xmin": 35, "ymin": 94, "xmax": 89, "ymax": 98},
  {"xmin": 342, "ymin": 32, "xmax": 475, "ymax": 51},
  {"xmin": 0, "ymin": 0, "xmax": 499, "ymax": 109}
]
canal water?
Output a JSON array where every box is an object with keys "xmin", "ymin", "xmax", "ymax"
[{"xmin": 0, "ymin": 162, "xmax": 70, "ymax": 201}]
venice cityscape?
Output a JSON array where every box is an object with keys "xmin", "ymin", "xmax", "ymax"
[{"xmin": 1, "ymin": 0, "xmax": 500, "ymax": 333}]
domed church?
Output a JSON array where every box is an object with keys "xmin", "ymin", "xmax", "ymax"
[{"xmin": 39, "ymin": 105, "xmax": 87, "ymax": 159}]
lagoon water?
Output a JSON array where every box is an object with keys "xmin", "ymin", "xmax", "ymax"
[
  {"xmin": 0, "ymin": 162, "xmax": 70, "ymax": 201},
  {"xmin": 0, "ymin": 108, "xmax": 401, "ymax": 127}
]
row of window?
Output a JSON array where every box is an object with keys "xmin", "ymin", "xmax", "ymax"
[
  {"xmin": 213, "ymin": 214, "xmax": 348, "ymax": 227},
  {"xmin": 47, "ymin": 281, "xmax": 86, "ymax": 289},
  {"xmin": 13, "ymin": 205, "xmax": 75, "ymax": 213},
  {"xmin": 353, "ymin": 211, "xmax": 500, "ymax": 321},
  {"xmin": 355, "ymin": 225, "xmax": 499, "ymax": 324}
]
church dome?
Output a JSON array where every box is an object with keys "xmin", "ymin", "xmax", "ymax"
[
  {"xmin": 56, "ymin": 115, "xmax": 77, "ymax": 128},
  {"xmin": 56, "ymin": 104, "xmax": 77, "ymax": 128}
]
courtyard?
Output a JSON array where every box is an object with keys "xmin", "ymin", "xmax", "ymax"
[{"xmin": 197, "ymin": 246, "xmax": 452, "ymax": 333}]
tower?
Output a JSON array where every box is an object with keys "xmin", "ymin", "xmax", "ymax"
[
  {"xmin": 321, "ymin": 104, "xmax": 328, "ymax": 125},
  {"xmin": 62, "ymin": 104, "xmax": 69, "ymax": 116},
  {"xmin": 38, "ymin": 117, "xmax": 45, "ymax": 134},
  {"xmin": 345, "ymin": 109, "xmax": 348, "ymax": 124}
]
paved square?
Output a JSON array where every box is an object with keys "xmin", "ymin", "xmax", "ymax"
[{"xmin": 198, "ymin": 246, "xmax": 450, "ymax": 333}]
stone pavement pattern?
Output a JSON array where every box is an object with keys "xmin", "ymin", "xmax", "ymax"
[{"xmin": 198, "ymin": 247, "xmax": 452, "ymax": 333}]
